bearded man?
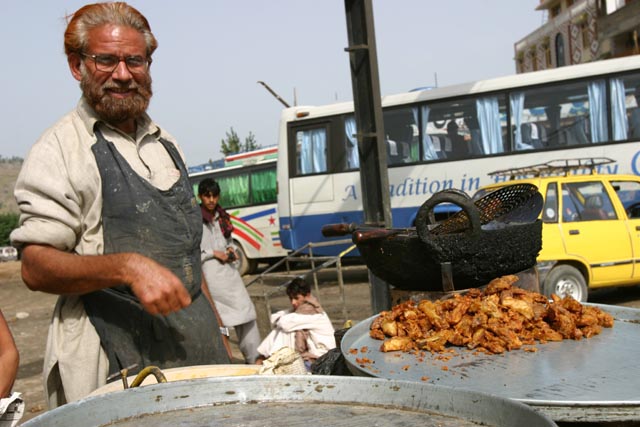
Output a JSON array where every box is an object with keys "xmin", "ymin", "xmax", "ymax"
[{"xmin": 10, "ymin": 2, "xmax": 230, "ymax": 408}]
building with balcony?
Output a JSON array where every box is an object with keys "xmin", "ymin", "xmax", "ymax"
[{"xmin": 515, "ymin": 0, "xmax": 640, "ymax": 73}]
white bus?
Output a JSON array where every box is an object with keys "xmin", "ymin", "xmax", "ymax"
[
  {"xmin": 277, "ymin": 55, "xmax": 640, "ymax": 254},
  {"xmin": 189, "ymin": 146, "xmax": 288, "ymax": 275}
]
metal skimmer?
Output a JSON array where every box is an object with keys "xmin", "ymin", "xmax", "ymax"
[{"xmin": 427, "ymin": 183, "xmax": 541, "ymax": 236}]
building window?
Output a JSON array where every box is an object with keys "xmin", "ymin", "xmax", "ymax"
[
  {"xmin": 545, "ymin": 44, "xmax": 553, "ymax": 68},
  {"xmin": 556, "ymin": 33, "xmax": 566, "ymax": 67},
  {"xmin": 581, "ymin": 22, "xmax": 589, "ymax": 49}
]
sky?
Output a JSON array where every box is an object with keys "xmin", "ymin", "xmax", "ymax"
[{"xmin": 0, "ymin": 1, "xmax": 544, "ymax": 167}]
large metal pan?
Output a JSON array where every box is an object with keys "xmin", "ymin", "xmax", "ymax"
[
  {"xmin": 23, "ymin": 375, "xmax": 556, "ymax": 427},
  {"xmin": 341, "ymin": 304, "xmax": 640, "ymax": 423}
]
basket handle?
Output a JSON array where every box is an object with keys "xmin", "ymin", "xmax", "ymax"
[{"xmin": 415, "ymin": 190, "xmax": 482, "ymax": 242}]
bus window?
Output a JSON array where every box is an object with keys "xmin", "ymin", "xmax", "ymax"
[
  {"xmin": 218, "ymin": 173, "xmax": 250, "ymax": 208},
  {"xmin": 344, "ymin": 115, "xmax": 359, "ymax": 170},
  {"xmin": 251, "ymin": 167, "xmax": 277, "ymax": 204},
  {"xmin": 422, "ymin": 94, "xmax": 507, "ymax": 160},
  {"xmin": 509, "ymin": 78, "xmax": 610, "ymax": 151},
  {"xmin": 383, "ymin": 106, "xmax": 418, "ymax": 165},
  {"xmin": 295, "ymin": 127, "xmax": 327, "ymax": 175},
  {"xmin": 609, "ymin": 72, "xmax": 640, "ymax": 141}
]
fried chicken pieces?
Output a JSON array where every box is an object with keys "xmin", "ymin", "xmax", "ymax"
[{"xmin": 370, "ymin": 275, "xmax": 614, "ymax": 355}]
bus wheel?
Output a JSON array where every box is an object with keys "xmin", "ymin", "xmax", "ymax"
[
  {"xmin": 542, "ymin": 265, "xmax": 588, "ymax": 302},
  {"xmin": 234, "ymin": 242, "xmax": 257, "ymax": 276}
]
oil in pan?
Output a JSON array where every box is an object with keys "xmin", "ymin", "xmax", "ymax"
[{"xmin": 22, "ymin": 376, "xmax": 556, "ymax": 427}]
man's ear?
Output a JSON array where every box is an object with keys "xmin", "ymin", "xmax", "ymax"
[{"xmin": 68, "ymin": 54, "xmax": 83, "ymax": 82}]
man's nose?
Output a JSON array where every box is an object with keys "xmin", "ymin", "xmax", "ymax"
[{"xmin": 111, "ymin": 59, "xmax": 133, "ymax": 80}]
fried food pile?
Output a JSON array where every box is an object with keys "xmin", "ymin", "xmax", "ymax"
[{"xmin": 370, "ymin": 275, "xmax": 614, "ymax": 355}]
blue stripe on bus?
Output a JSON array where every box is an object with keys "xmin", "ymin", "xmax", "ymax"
[
  {"xmin": 279, "ymin": 204, "xmax": 456, "ymax": 255},
  {"xmin": 241, "ymin": 207, "xmax": 277, "ymax": 221}
]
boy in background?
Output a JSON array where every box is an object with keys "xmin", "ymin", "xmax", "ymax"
[{"xmin": 257, "ymin": 278, "xmax": 335, "ymax": 369}]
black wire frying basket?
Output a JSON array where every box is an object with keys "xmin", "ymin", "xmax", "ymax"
[
  {"xmin": 321, "ymin": 184, "xmax": 544, "ymax": 291},
  {"xmin": 419, "ymin": 183, "xmax": 542, "ymax": 238}
]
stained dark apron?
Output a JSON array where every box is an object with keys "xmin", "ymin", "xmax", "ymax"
[{"xmin": 82, "ymin": 129, "xmax": 230, "ymax": 378}]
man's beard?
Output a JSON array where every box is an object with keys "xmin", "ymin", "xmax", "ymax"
[{"xmin": 80, "ymin": 67, "xmax": 153, "ymax": 125}]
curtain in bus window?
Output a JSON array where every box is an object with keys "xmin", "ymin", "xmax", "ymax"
[
  {"xmin": 251, "ymin": 168, "xmax": 277, "ymax": 204},
  {"xmin": 587, "ymin": 80, "xmax": 607, "ymax": 143},
  {"xmin": 610, "ymin": 78, "xmax": 629, "ymax": 141},
  {"xmin": 476, "ymin": 96, "xmax": 503, "ymax": 154},
  {"xmin": 298, "ymin": 128, "xmax": 327, "ymax": 174},
  {"xmin": 510, "ymin": 92, "xmax": 526, "ymax": 150},
  {"xmin": 413, "ymin": 106, "xmax": 438, "ymax": 160},
  {"xmin": 219, "ymin": 174, "xmax": 250, "ymax": 208},
  {"xmin": 345, "ymin": 116, "xmax": 359, "ymax": 169}
]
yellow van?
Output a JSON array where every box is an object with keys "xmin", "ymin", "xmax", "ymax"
[{"xmin": 474, "ymin": 158, "xmax": 640, "ymax": 302}]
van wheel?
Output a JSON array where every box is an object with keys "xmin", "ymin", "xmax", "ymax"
[
  {"xmin": 542, "ymin": 265, "xmax": 588, "ymax": 302},
  {"xmin": 234, "ymin": 242, "xmax": 257, "ymax": 276}
]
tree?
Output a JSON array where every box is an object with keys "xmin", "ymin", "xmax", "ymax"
[
  {"xmin": 243, "ymin": 132, "xmax": 260, "ymax": 152},
  {"xmin": 0, "ymin": 213, "xmax": 19, "ymax": 246},
  {"xmin": 220, "ymin": 127, "xmax": 261, "ymax": 156},
  {"xmin": 220, "ymin": 127, "xmax": 241, "ymax": 156}
]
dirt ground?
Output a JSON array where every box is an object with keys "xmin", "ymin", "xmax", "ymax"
[{"xmin": 2, "ymin": 259, "xmax": 640, "ymax": 425}]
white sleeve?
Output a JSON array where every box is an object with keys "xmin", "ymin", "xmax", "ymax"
[
  {"xmin": 200, "ymin": 224, "xmax": 215, "ymax": 262},
  {"xmin": 276, "ymin": 312, "xmax": 331, "ymax": 332},
  {"xmin": 269, "ymin": 310, "xmax": 289, "ymax": 326},
  {"xmin": 11, "ymin": 133, "xmax": 86, "ymax": 252}
]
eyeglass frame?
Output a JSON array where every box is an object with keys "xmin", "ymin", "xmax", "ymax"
[{"xmin": 79, "ymin": 52, "xmax": 152, "ymax": 74}]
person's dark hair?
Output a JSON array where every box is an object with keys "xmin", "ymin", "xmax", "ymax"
[
  {"xmin": 198, "ymin": 178, "xmax": 220, "ymax": 197},
  {"xmin": 64, "ymin": 2, "xmax": 158, "ymax": 58},
  {"xmin": 447, "ymin": 120, "xmax": 459, "ymax": 134},
  {"xmin": 286, "ymin": 277, "xmax": 311, "ymax": 299}
]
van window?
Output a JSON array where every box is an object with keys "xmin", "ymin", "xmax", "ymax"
[
  {"xmin": 543, "ymin": 183, "xmax": 558, "ymax": 222},
  {"xmin": 612, "ymin": 180, "xmax": 640, "ymax": 219},
  {"xmin": 563, "ymin": 181, "xmax": 615, "ymax": 221}
]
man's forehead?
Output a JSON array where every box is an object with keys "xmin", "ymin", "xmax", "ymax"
[{"xmin": 86, "ymin": 24, "xmax": 146, "ymax": 54}]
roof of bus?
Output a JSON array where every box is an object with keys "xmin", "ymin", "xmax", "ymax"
[
  {"xmin": 225, "ymin": 145, "xmax": 277, "ymax": 163},
  {"xmin": 188, "ymin": 157, "xmax": 276, "ymax": 178},
  {"xmin": 282, "ymin": 55, "xmax": 640, "ymax": 121}
]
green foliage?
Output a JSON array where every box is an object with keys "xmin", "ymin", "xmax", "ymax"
[
  {"xmin": 0, "ymin": 156, "xmax": 23, "ymax": 163},
  {"xmin": 220, "ymin": 127, "xmax": 241, "ymax": 155},
  {"xmin": 244, "ymin": 131, "xmax": 260, "ymax": 152},
  {"xmin": 220, "ymin": 127, "xmax": 261, "ymax": 156},
  {"xmin": 0, "ymin": 213, "xmax": 19, "ymax": 246}
]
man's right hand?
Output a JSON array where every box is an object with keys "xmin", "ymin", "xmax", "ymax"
[
  {"xmin": 21, "ymin": 244, "xmax": 191, "ymax": 317},
  {"xmin": 125, "ymin": 254, "xmax": 192, "ymax": 316}
]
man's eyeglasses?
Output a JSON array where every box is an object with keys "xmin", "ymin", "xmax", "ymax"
[{"xmin": 80, "ymin": 53, "xmax": 151, "ymax": 74}]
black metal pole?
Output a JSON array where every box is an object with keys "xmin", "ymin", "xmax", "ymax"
[{"xmin": 344, "ymin": 0, "xmax": 392, "ymax": 312}]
